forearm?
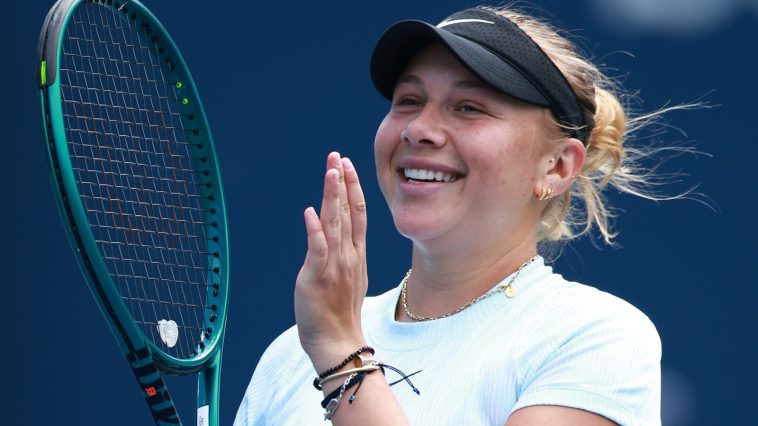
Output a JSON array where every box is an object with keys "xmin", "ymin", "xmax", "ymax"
[{"xmin": 322, "ymin": 366, "xmax": 410, "ymax": 425}]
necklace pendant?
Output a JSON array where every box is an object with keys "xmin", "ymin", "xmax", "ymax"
[{"xmin": 503, "ymin": 285, "xmax": 517, "ymax": 298}]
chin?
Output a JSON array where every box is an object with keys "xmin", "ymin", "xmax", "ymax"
[{"xmin": 391, "ymin": 211, "xmax": 449, "ymax": 243}]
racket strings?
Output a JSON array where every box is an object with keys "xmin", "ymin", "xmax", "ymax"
[{"xmin": 60, "ymin": 3, "xmax": 215, "ymax": 359}]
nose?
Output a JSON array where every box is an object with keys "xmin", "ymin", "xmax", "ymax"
[{"xmin": 401, "ymin": 104, "xmax": 447, "ymax": 148}]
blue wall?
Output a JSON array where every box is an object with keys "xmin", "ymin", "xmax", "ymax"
[{"xmin": 2, "ymin": 0, "xmax": 754, "ymax": 424}]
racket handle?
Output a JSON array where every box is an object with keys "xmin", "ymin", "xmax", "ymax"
[
  {"xmin": 127, "ymin": 347, "xmax": 182, "ymax": 425},
  {"xmin": 197, "ymin": 349, "xmax": 222, "ymax": 426}
]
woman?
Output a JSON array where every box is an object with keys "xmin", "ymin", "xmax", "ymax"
[{"xmin": 235, "ymin": 6, "xmax": 664, "ymax": 426}]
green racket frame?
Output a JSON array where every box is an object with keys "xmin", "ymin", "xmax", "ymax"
[{"xmin": 37, "ymin": 0, "xmax": 230, "ymax": 424}]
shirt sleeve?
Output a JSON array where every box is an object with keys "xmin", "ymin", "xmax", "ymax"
[
  {"xmin": 510, "ymin": 288, "xmax": 662, "ymax": 426},
  {"xmin": 233, "ymin": 326, "xmax": 304, "ymax": 426}
]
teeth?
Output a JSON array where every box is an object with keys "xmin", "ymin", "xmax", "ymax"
[{"xmin": 403, "ymin": 168, "xmax": 455, "ymax": 182}]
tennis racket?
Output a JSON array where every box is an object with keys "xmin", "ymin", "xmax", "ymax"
[{"xmin": 37, "ymin": 0, "xmax": 229, "ymax": 425}]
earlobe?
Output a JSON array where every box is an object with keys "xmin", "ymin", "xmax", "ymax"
[{"xmin": 536, "ymin": 186, "xmax": 553, "ymax": 201}]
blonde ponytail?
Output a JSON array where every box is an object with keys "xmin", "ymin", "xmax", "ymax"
[{"xmin": 487, "ymin": 6, "xmax": 698, "ymax": 246}]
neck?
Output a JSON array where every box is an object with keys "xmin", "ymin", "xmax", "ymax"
[{"xmin": 396, "ymin": 232, "xmax": 538, "ymax": 322}]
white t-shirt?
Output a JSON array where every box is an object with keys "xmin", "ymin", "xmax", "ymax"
[{"xmin": 233, "ymin": 258, "xmax": 661, "ymax": 426}]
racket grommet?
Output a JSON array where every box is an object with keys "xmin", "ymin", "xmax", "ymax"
[
  {"xmin": 210, "ymin": 208, "xmax": 217, "ymax": 214},
  {"xmin": 209, "ymin": 315, "xmax": 218, "ymax": 322},
  {"xmin": 206, "ymin": 182, "xmax": 212, "ymax": 188},
  {"xmin": 203, "ymin": 170, "xmax": 210, "ymax": 176},
  {"xmin": 212, "ymin": 236, "xmax": 219, "ymax": 242},
  {"xmin": 208, "ymin": 195, "xmax": 215, "ymax": 200},
  {"xmin": 213, "ymin": 267, "xmax": 220, "ymax": 273},
  {"xmin": 213, "ymin": 251, "xmax": 219, "ymax": 257},
  {"xmin": 211, "ymin": 221, "xmax": 218, "ymax": 227}
]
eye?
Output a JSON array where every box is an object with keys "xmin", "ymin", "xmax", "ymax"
[
  {"xmin": 394, "ymin": 96, "xmax": 422, "ymax": 108},
  {"xmin": 457, "ymin": 103, "xmax": 483, "ymax": 113}
]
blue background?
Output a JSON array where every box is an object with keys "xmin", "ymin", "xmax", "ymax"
[{"xmin": 2, "ymin": 0, "xmax": 755, "ymax": 425}]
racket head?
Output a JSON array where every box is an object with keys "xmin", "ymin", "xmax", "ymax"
[{"xmin": 38, "ymin": 0, "xmax": 229, "ymax": 373}]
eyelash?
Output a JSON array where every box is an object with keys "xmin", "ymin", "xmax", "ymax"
[
  {"xmin": 395, "ymin": 97, "xmax": 421, "ymax": 107},
  {"xmin": 457, "ymin": 104, "xmax": 482, "ymax": 113},
  {"xmin": 392, "ymin": 97, "xmax": 487, "ymax": 115}
]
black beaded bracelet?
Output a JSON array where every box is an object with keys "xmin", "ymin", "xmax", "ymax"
[{"xmin": 317, "ymin": 346, "xmax": 375, "ymax": 379}]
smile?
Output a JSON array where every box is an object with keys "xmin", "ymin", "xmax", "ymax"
[{"xmin": 403, "ymin": 168, "xmax": 458, "ymax": 183}]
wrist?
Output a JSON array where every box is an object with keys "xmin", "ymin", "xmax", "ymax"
[
  {"xmin": 307, "ymin": 341, "xmax": 370, "ymax": 375},
  {"xmin": 309, "ymin": 343, "xmax": 374, "ymax": 394}
]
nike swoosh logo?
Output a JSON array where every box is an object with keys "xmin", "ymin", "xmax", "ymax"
[{"xmin": 437, "ymin": 18, "xmax": 494, "ymax": 28}]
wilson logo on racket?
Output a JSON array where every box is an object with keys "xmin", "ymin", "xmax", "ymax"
[{"xmin": 158, "ymin": 319, "xmax": 180, "ymax": 348}]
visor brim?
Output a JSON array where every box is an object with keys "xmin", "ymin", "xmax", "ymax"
[{"xmin": 370, "ymin": 20, "xmax": 550, "ymax": 106}]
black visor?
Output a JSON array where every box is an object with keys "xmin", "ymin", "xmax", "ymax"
[{"xmin": 370, "ymin": 8, "xmax": 592, "ymax": 143}]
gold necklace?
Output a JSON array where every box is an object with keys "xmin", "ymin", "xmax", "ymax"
[{"xmin": 400, "ymin": 255, "xmax": 539, "ymax": 322}]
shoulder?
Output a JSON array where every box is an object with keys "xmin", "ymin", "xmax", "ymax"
[
  {"xmin": 259, "ymin": 324, "xmax": 304, "ymax": 364},
  {"xmin": 523, "ymin": 274, "xmax": 660, "ymax": 352},
  {"xmin": 511, "ymin": 274, "xmax": 661, "ymax": 425},
  {"xmin": 233, "ymin": 326, "xmax": 310, "ymax": 426}
]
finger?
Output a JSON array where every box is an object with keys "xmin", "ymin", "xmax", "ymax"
[
  {"xmin": 318, "ymin": 152, "xmax": 341, "ymax": 220},
  {"xmin": 330, "ymin": 153, "xmax": 353, "ymax": 251},
  {"xmin": 342, "ymin": 157, "xmax": 367, "ymax": 250},
  {"xmin": 300, "ymin": 207, "xmax": 328, "ymax": 281},
  {"xmin": 319, "ymin": 167, "xmax": 342, "ymax": 259}
]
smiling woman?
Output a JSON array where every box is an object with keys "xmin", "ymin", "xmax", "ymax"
[{"xmin": 234, "ymin": 5, "xmax": 672, "ymax": 426}]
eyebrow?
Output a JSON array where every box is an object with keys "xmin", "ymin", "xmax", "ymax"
[
  {"xmin": 453, "ymin": 79, "xmax": 492, "ymax": 91},
  {"xmin": 395, "ymin": 74, "xmax": 492, "ymax": 92},
  {"xmin": 396, "ymin": 74, "xmax": 422, "ymax": 86}
]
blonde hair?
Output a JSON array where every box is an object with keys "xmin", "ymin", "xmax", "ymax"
[{"xmin": 483, "ymin": 5, "xmax": 698, "ymax": 247}]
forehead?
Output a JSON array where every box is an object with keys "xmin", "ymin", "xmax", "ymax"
[{"xmin": 398, "ymin": 43, "xmax": 481, "ymax": 86}]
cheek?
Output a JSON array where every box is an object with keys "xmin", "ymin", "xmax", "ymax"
[
  {"xmin": 374, "ymin": 115, "xmax": 399, "ymax": 188},
  {"xmin": 465, "ymin": 130, "xmax": 537, "ymax": 194},
  {"xmin": 374, "ymin": 115, "xmax": 400, "ymax": 171}
]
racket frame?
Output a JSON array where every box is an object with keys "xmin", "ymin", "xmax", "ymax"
[{"xmin": 37, "ymin": 0, "xmax": 230, "ymax": 424}]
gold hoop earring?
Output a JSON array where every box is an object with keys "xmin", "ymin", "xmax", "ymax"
[{"xmin": 538, "ymin": 186, "xmax": 553, "ymax": 201}]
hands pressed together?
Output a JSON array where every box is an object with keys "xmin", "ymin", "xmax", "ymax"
[{"xmin": 294, "ymin": 152, "xmax": 370, "ymax": 374}]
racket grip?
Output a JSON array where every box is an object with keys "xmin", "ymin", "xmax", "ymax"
[
  {"xmin": 197, "ymin": 349, "xmax": 222, "ymax": 426},
  {"xmin": 127, "ymin": 347, "xmax": 181, "ymax": 425}
]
